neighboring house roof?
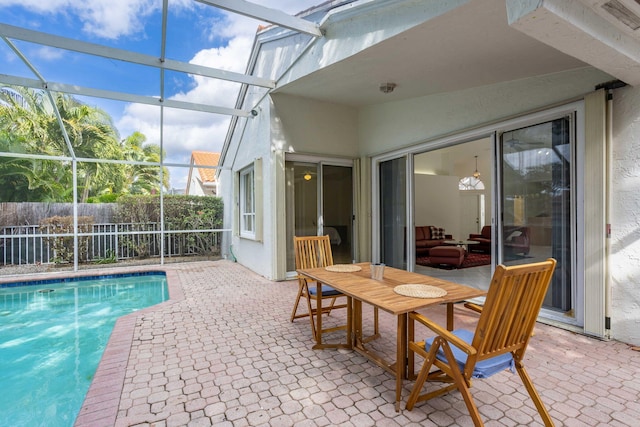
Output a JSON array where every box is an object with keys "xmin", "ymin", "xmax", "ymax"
[
  {"xmin": 192, "ymin": 151, "xmax": 220, "ymax": 184},
  {"xmin": 186, "ymin": 151, "xmax": 220, "ymax": 195}
]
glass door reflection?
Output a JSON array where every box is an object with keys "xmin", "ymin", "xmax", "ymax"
[{"xmin": 500, "ymin": 116, "xmax": 573, "ymax": 314}]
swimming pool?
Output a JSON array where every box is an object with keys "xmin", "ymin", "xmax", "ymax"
[{"xmin": 0, "ymin": 273, "xmax": 168, "ymax": 427}]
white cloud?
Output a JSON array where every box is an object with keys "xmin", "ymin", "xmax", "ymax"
[
  {"xmin": 34, "ymin": 46, "xmax": 66, "ymax": 61},
  {"xmin": 76, "ymin": 0, "xmax": 159, "ymax": 39},
  {"xmin": 0, "ymin": 0, "xmax": 161, "ymax": 39},
  {"xmin": 115, "ymin": 35, "xmax": 252, "ymax": 178},
  {"xmin": 113, "ymin": 0, "xmax": 320, "ymax": 189}
]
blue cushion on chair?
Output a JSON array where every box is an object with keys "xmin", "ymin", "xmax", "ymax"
[
  {"xmin": 425, "ymin": 329, "xmax": 515, "ymax": 379},
  {"xmin": 308, "ymin": 285, "xmax": 342, "ymax": 297}
]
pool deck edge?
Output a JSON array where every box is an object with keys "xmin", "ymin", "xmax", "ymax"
[{"xmin": 72, "ymin": 267, "xmax": 185, "ymax": 427}]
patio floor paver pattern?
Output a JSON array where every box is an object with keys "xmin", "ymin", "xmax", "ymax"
[{"xmin": 74, "ymin": 260, "xmax": 640, "ymax": 426}]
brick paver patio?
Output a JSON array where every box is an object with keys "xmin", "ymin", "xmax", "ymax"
[{"xmin": 66, "ymin": 260, "xmax": 640, "ymax": 426}]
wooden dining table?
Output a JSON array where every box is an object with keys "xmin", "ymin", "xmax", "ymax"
[{"xmin": 297, "ymin": 262, "xmax": 486, "ymax": 411}]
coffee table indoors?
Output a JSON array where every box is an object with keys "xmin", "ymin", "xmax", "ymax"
[{"xmin": 442, "ymin": 239, "xmax": 480, "ymax": 253}]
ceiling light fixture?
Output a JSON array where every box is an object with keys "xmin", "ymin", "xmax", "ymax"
[
  {"xmin": 303, "ymin": 172, "xmax": 312, "ymax": 181},
  {"xmin": 473, "ymin": 155, "xmax": 481, "ymax": 179},
  {"xmin": 379, "ymin": 82, "xmax": 397, "ymax": 94}
]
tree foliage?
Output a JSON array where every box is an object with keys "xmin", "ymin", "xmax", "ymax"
[{"xmin": 0, "ymin": 86, "xmax": 169, "ymax": 202}]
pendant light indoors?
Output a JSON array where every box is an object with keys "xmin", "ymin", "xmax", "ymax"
[
  {"xmin": 459, "ymin": 155, "xmax": 484, "ymax": 190},
  {"xmin": 472, "ymin": 155, "xmax": 481, "ymax": 179}
]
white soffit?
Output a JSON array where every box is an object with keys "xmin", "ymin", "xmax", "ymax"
[{"xmin": 507, "ymin": 0, "xmax": 640, "ymax": 86}]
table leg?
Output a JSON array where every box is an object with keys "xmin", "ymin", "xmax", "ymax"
[
  {"xmin": 353, "ymin": 299, "xmax": 363, "ymax": 345},
  {"xmin": 312, "ymin": 282, "xmax": 353, "ymax": 350},
  {"xmin": 316, "ymin": 282, "xmax": 323, "ymax": 346},
  {"xmin": 395, "ymin": 313, "xmax": 407, "ymax": 412},
  {"xmin": 446, "ymin": 302, "xmax": 454, "ymax": 331},
  {"xmin": 407, "ymin": 312, "xmax": 415, "ymax": 380},
  {"xmin": 346, "ymin": 296, "xmax": 353, "ymax": 347}
]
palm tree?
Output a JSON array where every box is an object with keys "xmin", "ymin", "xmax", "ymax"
[
  {"xmin": 50, "ymin": 93, "xmax": 126, "ymax": 201},
  {"xmin": 121, "ymin": 131, "xmax": 170, "ymax": 195},
  {"xmin": 0, "ymin": 87, "xmax": 73, "ymax": 201},
  {"xmin": 0, "ymin": 86, "xmax": 168, "ymax": 202}
]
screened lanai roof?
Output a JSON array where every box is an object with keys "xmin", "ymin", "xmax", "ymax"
[
  {"xmin": 0, "ymin": 1, "xmax": 321, "ymax": 112},
  {"xmin": 4, "ymin": 0, "xmax": 640, "ymax": 187},
  {"xmin": 0, "ymin": 0, "xmax": 324, "ymax": 190}
]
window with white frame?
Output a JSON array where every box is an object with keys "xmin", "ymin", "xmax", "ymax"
[
  {"xmin": 240, "ymin": 166, "xmax": 255, "ymax": 237},
  {"xmin": 236, "ymin": 158, "xmax": 262, "ymax": 241}
]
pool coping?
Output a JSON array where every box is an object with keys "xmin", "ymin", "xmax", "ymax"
[
  {"xmin": 1, "ymin": 264, "xmax": 185, "ymax": 427},
  {"xmin": 76, "ymin": 266, "xmax": 184, "ymax": 426}
]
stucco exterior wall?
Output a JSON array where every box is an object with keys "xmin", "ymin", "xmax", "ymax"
[
  {"xmin": 219, "ymin": 27, "xmax": 322, "ymax": 279},
  {"xmin": 611, "ymin": 84, "xmax": 640, "ymax": 345},
  {"xmin": 220, "ymin": 103, "xmax": 275, "ymax": 278},
  {"xmin": 270, "ymin": 94, "xmax": 359, "ymax": 156},
  {"xmin": 186, "ymin": 178, "xmax": 205, "ymax": 196},
  {"xmin": 357, "ymin": 67, "xmax": 612, "ymax": 154}
]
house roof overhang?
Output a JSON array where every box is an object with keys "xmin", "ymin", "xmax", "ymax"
[
  {"xmin": 205, "ymin": 0, "xmax": 639, "ymax": 170},
  {"xmin": 268, "ymin": 0, "xmax": 638, "ymax": 107},
  {"xmin": 507, "ymin": 0, "xmax": 640, "ymax": 87}
]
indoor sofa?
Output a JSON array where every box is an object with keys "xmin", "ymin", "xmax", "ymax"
[
  {"xmin": 415, "ymin": 226, "xmax": 452, "ymax": 256},
  {"xmin": 468, "ymin": 225, "xmax": 491, "ymax": 253}
]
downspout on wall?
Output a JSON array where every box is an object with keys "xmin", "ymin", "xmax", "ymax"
[
  {"xmin": 605, "ymin": 88, "xmax": 614, "ymax": 340},
  {"xmin": 598, "ymin": 79, "xmax": 626, "ymax": 341}
]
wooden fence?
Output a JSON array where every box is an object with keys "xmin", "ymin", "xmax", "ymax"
[{"xmin": 0, "ymin": 202, "xmax": 117, "ymax": 226}]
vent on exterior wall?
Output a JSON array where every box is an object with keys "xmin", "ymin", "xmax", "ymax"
[{"xmin": 602, "ymin": 0, "xmax": 640, "ymax": 30}]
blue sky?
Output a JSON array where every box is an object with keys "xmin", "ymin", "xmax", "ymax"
[{"xmin": 0, "ymin": 0, "xmax": 320, "ymax": 190}]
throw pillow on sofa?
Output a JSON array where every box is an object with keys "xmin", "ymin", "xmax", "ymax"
[{"xmin": 429, "ymin": 226, "xmax": 446, "ymax": 240}]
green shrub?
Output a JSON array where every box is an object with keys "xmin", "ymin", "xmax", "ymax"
[
  {"xmin": 87, "ymin": 193, "xmax": 119, "ymax": 203},
  {"xmin": 99, "ymin": 193, "xmax": 119, "ymax": 203},
  {"xmin": 95, "ymin": 249, "xmax": 117, "ymax": 264},
  {"xmin": 40, "ymin": 215, "xmax": 94, "ymax": 263},
  {"xmin": 115, "ymin": 195, "xmax": 223, "ymax": 258}
]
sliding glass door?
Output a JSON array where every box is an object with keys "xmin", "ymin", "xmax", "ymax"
[
  {"xmin": 500, "ymin": 116, "xmax": 573, "ymax": 313},
  {"xmin": 372, "ymin": 105, "xmax": 581, "ymax": 327},
  {"xmin": 322, "ymin": 165, "xmax": 353, "ymax": 264},
  {"xmin": 285, "ymin": 161, "xmax": 353, "ymax": 272},
  {"xmin": 379, "ymin": 157, "xmax": 407, "ymax": 269}
]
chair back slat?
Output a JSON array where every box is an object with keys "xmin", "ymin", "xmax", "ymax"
[
  {"xmin": 471, "ymin": 259, "xmax": 556, "ymax": 365},
  {"xmin": 294, "ymin": 235, "xmax": 334, "ymax": 270}
]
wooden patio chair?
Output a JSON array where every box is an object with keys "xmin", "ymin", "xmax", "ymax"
[
  {"xmin": 406, "ymin": 258, "xmax": 557, "ymax": 427},
  {"xmin": 290, "ymin": 235, "xmax": 349, "ymax": 340}
]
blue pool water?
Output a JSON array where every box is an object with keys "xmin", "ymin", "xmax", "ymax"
[{"xmin": 0, "ymin": 273, "xmax": 168, "ymax": 427}]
